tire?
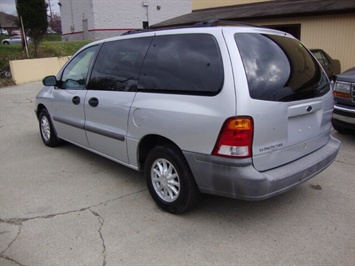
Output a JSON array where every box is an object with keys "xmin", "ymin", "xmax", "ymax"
[
  {"xmin": 145, "ymin": 145, "xmax": 200, "ymax": 214},
  {"xmin": 3, "ymin": 41, "xmax": 9, "ymax": 45},
  {"xmin": 4, "ymin": 71, "xmax": 11, "ymax": 78},
  {"xmin": 332, "ymin": 119, "xmax": 350, "ymax": 134},
  {"xmin": 39, "ymin": 109, "xmax": 61, "ymax": 147}
]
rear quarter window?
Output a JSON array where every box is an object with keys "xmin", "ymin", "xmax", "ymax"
[
  {"xmin": 235, "ymin": 33, "xmax": 330, "ymax": 102},
  {"xmin": 138, "ymin": 33, "xmax": 224, "ymax": 96}
]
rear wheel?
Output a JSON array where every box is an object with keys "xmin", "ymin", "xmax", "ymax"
[
  {"xmin": 145, "ymin": 145, "xmax": 200, "ymax": 214},
  {"xmin": 39, "ymin": 109, "xmax": 61, "ymax": 147}
]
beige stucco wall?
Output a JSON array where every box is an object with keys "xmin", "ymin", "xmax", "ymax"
[
  {"xmin": 9, "ymin": 57, "xmax": 70, "ymax": 85},
  {"xmin": 193, "ymin": 0, "xmax": 271, "ymax": 10},
  {"xmin": 247, "ymin": 14, "xmax": 355, "ymax": 71}
]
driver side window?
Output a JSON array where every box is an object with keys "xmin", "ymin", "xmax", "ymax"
[{"xmin": 61, "ymin": 45, "xmax": 98, "ymax": 89}]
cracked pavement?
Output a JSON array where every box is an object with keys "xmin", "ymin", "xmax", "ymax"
[{"xmin": 1, "ymin": 82, "xmax": 354, "ymax": 265}]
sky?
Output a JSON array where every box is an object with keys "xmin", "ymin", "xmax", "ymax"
[{"xmin": 0, "ymin": 0, "xmax": 60, "ymax": 16}]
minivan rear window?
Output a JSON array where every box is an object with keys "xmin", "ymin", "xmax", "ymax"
[
  {"xmin": 235, "ymin": 33, "xmax": 330, "ymax": 102},
  {"xmin": 138, "ymin": 34, "xmax": 224, "ymax": 95}
]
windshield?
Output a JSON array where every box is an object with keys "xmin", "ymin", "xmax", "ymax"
[{"xmin": 235, "ymin": 33, "xmax": 330, "ymax": 102}]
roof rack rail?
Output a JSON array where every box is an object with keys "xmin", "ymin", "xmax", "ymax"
[
  {"xmin": 121, "ymin": 28, "xmax": 154, "ymax": 36},
  {"xmin": 122, "ymin": 20, "xmax": 258, "ymax": 35},
  {"xmin": 192, "ymin": 20, "xmax": 258, "ymax": 27}
]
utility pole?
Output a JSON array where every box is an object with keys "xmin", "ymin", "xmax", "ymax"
[{"xmin": 47, "ymin": 0, "xmax": 53, "ymax": 26}]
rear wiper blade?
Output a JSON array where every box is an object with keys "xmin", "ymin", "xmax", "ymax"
[{"xmin": 313, "ymin": 83, "xmax": 329, "ymax": 95}]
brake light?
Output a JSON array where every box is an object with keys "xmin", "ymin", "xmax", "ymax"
[{"xmin": 212, "ymin": 117, "xmax": 253, "ymax": 158}]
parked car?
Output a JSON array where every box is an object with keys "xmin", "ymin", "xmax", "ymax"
[
  {"xmin": 311, "ymin": 49, "xmax": 341, "ymax": 81},
  {"xmin": 1, "ymin": 35, "xmax": 30, "ymax": 45},
  {"xmin": 332, "ymin": 66, "xmax": 355, "ymax": 133},
  {"xmin": 10, "ymin": 30, "xmax": 21, "ymax": 36},
  {"xmin": 35, "ymin": 21, "xmax": 340, "ymax": 213},
  {"xmin": 47, "ymin": 28, "xmax": 57, "ymax": 34},
  {"xmin": 0, "ymin": 28, "xmax": 9, "ymax": 35}
]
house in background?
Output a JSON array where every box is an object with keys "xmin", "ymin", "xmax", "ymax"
[
  {"xmin": 0, "ymin": 11, "xmax": 18, "ymax": 34},
  {"xmin": 156, "ymin": 0, "xmax": 355, "ymax": 71},
  {"xmin": 192, "ymin": 0, "xmax": 268, "ymax": 10},
  {"xmin": 59, "ymin": 0, "xmax": 192, "ymax": 41}
]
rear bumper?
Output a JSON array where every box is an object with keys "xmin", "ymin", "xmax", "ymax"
[
  {"xmin": 183, "ymin": 136, "xmax": 340, "ymax": 200},
  {"xmin": 332, "ymin": 104, "xmax": 355, "ymax": 130}
]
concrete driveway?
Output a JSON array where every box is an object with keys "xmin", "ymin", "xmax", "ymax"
[{"xmin": 0, "ymin": 82, "xmax": 354, "ymax": 266}]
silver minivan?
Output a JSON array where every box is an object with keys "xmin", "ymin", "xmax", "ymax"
[{"xmin": 35, "ymin": 22, "xmax": 340, "ymax": 213}]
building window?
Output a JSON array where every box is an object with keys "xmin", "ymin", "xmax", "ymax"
[{"xmin": 143, "ymin": 21, "xmax": 149, "ymax": 29}]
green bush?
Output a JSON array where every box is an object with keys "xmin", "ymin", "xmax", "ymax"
[{"xmin": 43, "ymin": 34, "xmax": 62, "ymax": 42}]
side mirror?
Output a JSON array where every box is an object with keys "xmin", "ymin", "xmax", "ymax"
[{"xmin": 42, "ymin": 75, "xmax": 58, "ymax": 87}]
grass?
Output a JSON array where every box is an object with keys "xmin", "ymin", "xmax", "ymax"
[{"xmin": 0, "ymin": 34, "xmax": 91, "ymax": 87}]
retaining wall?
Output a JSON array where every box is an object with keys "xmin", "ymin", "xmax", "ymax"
[{"xmin": 9, "ymin": 57, "xmax": 70, "ymax": 85}]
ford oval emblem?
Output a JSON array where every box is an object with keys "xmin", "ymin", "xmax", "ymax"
[{"xmin": 306, "ymin": 106, "xmax": 312, "ymax": 112}]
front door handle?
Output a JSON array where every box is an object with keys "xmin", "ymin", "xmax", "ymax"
[
  {"xmin": 72, "ymin": 96, "xmax": 80, "ymax": 105},
  {"xmin": 88, "ymin": 97, "xmax": 99, "ymax": 107}
]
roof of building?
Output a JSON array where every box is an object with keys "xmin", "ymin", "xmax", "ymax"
[
  {"xmin": 0, "ymin": 12, "xmax": 17, "ymax": 28},
  {"xmin": 151, "ymin": 0, "xmax": 355, "ymax": 28}
]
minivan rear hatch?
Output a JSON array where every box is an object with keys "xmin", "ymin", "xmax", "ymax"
[{"xmin": 234, "ymin": 32, "xmax": 333, "ymax": 171}]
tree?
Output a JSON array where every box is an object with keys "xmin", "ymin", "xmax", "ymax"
[
  {"xmin": 49, "ymin": 13, "xmax": 62, "ymax": 33},
  {"xmin": 16, "ymin": 0, "xmax": 48, "ymax": 57}
]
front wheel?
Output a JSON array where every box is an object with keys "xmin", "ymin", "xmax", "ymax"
[
  {"xmin": 39, "ymin": 109, "xmax": 61, "ymax": 147},
  {"xmin": 145, "ymin": 145, "xmax": 200, "ymax": 214}
]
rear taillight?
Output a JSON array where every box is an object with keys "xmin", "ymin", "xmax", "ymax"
[{"xmin": 212, "ymin": 117, "xmax": 253, "ymax": 158}]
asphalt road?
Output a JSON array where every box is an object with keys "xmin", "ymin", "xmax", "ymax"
[{"xmin": 0, "ymin": 82, "xmax": 354, "ymax": 266}]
